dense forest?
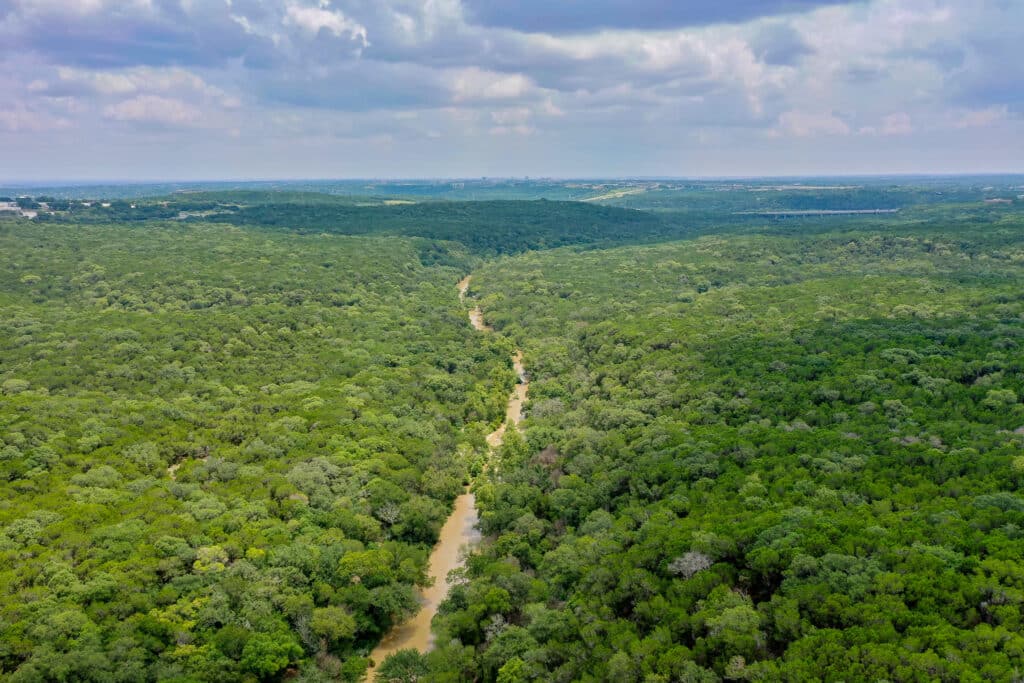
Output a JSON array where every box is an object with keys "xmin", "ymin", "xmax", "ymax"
[
  {"xmin": 1, "ymin": 181, "xmax": 1023, "ymax": 681},
  {"xmin": 31, "ymin": 195, "xmax": 670, "ymax": 257},
  {"xmin": 425, "ymin": 213, "xmax": 1024, "ymax": 681},
  {"xmin": 0, "ymin": 220, "xmax": 513, "ymax": 680}
]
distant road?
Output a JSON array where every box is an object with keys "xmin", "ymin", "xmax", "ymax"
[{"xmin": 736, "ymin": 209, "xmax": 900, "ymax": 216}]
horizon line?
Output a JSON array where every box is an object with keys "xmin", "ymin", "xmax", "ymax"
[{"xmin": 3, "ymin": 171, "xmax": 1024, "ymax": 188}]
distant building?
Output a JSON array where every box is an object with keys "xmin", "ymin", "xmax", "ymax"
[{"xmin": 1, "ymin": 202, "xmax": 38, "ymax": 218}]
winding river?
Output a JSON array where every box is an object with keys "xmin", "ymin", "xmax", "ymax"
[{"xmin": 366, "ymin": 275, "xmax": 527, "ymax": 676}]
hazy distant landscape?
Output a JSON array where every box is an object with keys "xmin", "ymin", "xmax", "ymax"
[{"xmin": 4, "ymin": 175, "xmax": 1023, "ymax": 203}]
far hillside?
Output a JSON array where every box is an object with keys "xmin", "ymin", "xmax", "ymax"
[
  {"xmin": 21, "ymin": 177, "xmax": 1024, "ymax": 257},
  {"xmin": 34, "ymin": 194, "xmax": 672, "ymax": 256}
]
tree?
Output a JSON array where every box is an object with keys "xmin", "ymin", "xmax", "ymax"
[
  {"xmin": 376, "ymin": 649, "xmax": 429, "ymax": 682},
  {"xmin": 240, "ymin": 632, "xmax": 302, "ymax": 679},
  {"xmin": 311, "ymin": 606, "xmax": 357, "ymax": 646},
  {"xmin": 669, "ymin": 552, "xmax": 713, "ymax": 579}
]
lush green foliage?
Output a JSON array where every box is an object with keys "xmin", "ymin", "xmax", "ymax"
[
  {"xmin": 36, "ymin": 195, "xmax": 670, "ymax": 257},
  {"xmin": 3, "ymin": 184, "xmax": 1024, "ymax": 681},
  {"xmin": 429, "ymin": 216, "xmax": 1024, "ymax": 681},
  {"xmin": 0, "ymin": 220, "xmax": 513, "ymax": 681}
]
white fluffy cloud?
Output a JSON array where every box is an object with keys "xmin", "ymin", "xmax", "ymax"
[
  {"xmin": 0, "ymin": 0, "xmax": 1020, "ymax": 178},
  {"xmin": 775, "ymin": 110, "xmax": 851, "ymax": 137},
  {"xmin": 103, "ymin": 95, "xmax": 202, "ymax": 126},
  {"xmin": 0, "ymin": 103, "xmax": 70, "ymax": 131},
  {"xmin": 284, "ymin": 1, "xmax": 368, "ymax": 46},
  {"xmin": 52, "ymin": 66, "xmax": 221, "ymax": 97},
  {"xmin": 450, "ymin": 68, "xmax": 536, "ymax": 103}
]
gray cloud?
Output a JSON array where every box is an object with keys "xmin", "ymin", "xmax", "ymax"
[
  {"xmin": 842, "ymin": 63, "xmax": 887, "ymax": 83},
  {"xmin": 952, "ymin": 70, "xmax": 1024, "ymax": 110},
  {"xmin": 258, "ymin": 61, "xmax": 452, "ymax": 111},
  {"xmin": 0, "ymin": 0, "xmax": 361, "ymax": 68},
  {"xmin": 0, "ymin": 0, "xmax": 259, "ymax": 68},
  {"xmin": 0, "ymin": 0, "xmax": 1021, "ymax": 179},
  {"xmin": 896, "ymin": 41, "xmax": 966, "ymax": 71},
  {"xmin": 749, "ymin": 22, "xmax": 814, "ymax": 65},
  {"xmin": 462, "ymin": 0, "xmax": 861, "ymax": 33},
  {"xmin": 950, "ymin": 23, "xmax": 1024, "ymax": 108}
]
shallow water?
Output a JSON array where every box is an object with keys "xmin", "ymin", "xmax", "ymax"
[
  {"xmin": 366, "ymin": 493, "xmax": 481, "ymax": 665},
  {"xmin": 366, "ymin": 275, "xmax": 528, "ymax": 678}
]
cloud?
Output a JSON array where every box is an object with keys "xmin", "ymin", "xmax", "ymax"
[
  {"xmin": 841, "ymin": 62, "xmax": 887, "ymax": 83},
  {"xmin": 48, "ymin": 66, "xmax": 219, "ymax": 97},
  {"xmin": 258, "ymin": 60, "xmax": 449, "ymax": 110},
  {"xmin": 461, "ymin": 0, "xmax": 858, "ymax": 33},
  {"xmin": 0, "ymin": 0, "xmax": 276, "ymax": 68},
  {"xmin": 749, "ymin": 22, "xmax": 813, "ymax": 65},
  {"xmin": 774, "ymin": 109, "xmax": 851, "ymax": 136},
  {"xmin": 103, "ymin": 95, "xmax": 202, "ymax": 126},
  {"xmin": 953, "ymin": 105, "xmax": 1009, "ymax": 129},
  {"xmin": 19, "ymin": 64, "xmax": 241, "ymax": 129},
  {"xmin": 489, "ymin": 124, "xmax": 534, "ymax": 136},
  {"xmin": 257, "ymin": 59, "xmax": 548, "ymax": 112},
  {"xmin": 880, "ymin": 112, "xmax": 912, "ymax": 135},
  {"xmin": 896, "ymin": 40, "xmax": 965, "ymax": 70},
  {"xmin": 0, "ymin": 0, "xmax": 1021, "ymax": 178},
  {"xmin": 491, "ymin": 108, "xmax": 532, "ymax": 126},
  {"xmin": 860, "ymin": 111, "xmax": 913, "ymax": 136},
  {"xmin": 284, "ymin": 1, "xmax": 368, "ymax": 47},
  {"xmin": 450, "ymin": 68, "xmax": 536, "ymax": 102},
  {"xmin": 0, "ymin": 103, "xmax": 70, "ymax": 131}
]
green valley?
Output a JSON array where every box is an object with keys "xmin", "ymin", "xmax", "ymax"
[{"xmin": 1, "ymin": 179, "xmax": 1023, "ymax": 681}]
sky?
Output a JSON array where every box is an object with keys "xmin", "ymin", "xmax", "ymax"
[{"xmin": 0, "ymin": 0, "xmax": 1021, "ymax": 181}]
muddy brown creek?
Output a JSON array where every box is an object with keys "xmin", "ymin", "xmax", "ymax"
[{"xmin": 366, "ymin": 275, "xmax": 527, "ymax": 676}]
